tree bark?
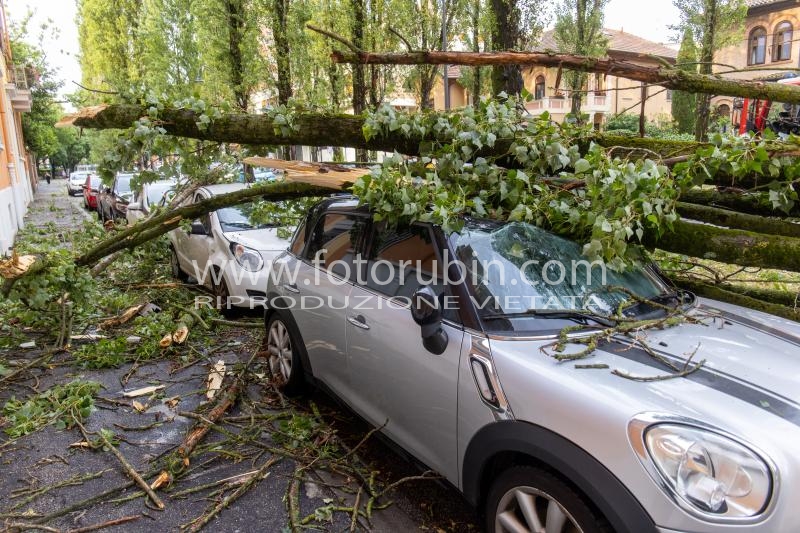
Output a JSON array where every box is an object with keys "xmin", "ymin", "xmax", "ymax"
[
  {"xmin": 675, "ymin": 278, "xmax": 800, "ymax": 323},
  {"xmin": 225, "ymin": 0, "xmax": 248, "ymax": 111},
  {"xmin": 328, "ymin": 49, "xmax": 800, "ymax": 104},
  {"xmin": 490, "ymin": 0, "xmax": 524, "ymax": 96},
  {"xmin": 679, "ymin": 187, "xmax": 800, "ymax": 218},
  {"xmin": 75, "ymin": 181, "xmax": 336, "ymax": 267},
  {"xmin": 273, "ymin": 0, "xmax": 293, "ymax": 105},
  {"xmin": 647, "ymin": 219, "xmax": 800, "ymax": 273},
  {"xmin": 694, "ymin": 0, "xmax": 718, "ymax": 141},
  {"xmin": 676, "ymin": 202, "xmax": 800, "ymax": 238}
]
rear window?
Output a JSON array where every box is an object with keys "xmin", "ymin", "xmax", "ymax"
[
  {"xmin": 146, "ymin": 183, "xmax": 173, "ymax": 205},
  {"xmin": 115, "ymin": 175, "xmax": 132, "ymax": 194}
]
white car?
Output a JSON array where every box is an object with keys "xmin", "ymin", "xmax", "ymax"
[
  {"xmin": 126, "ymin": 179, "xmax": 176, "ymax": 225},
  {"xmin": 67, "ymin": 171, "xmax": 91, "ymax": 195},
  {"xmin": 168, "ymin": 183, "xmax": 291, "ymax": 315}
]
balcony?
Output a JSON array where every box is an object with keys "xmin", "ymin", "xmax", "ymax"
[
  {"xmin": 526, "ymin": 92, "xmax": 611, "ymax": 116},
  {"xmin": 5, "ymin": 65, "xmax": 33, "ymax": 112}
]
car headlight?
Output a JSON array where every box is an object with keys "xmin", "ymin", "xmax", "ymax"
[
  {"xmin": 644, "ymin": 424, "xmax": 773, "ymax": 518},
  {"xmin": 230, "ymin": 242, "xmax": 264, "ymax": 271}
]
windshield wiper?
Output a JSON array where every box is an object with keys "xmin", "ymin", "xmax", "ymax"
[{"xmin": 483, "ymin": 309, "xmax": 616, "ymax": 328}]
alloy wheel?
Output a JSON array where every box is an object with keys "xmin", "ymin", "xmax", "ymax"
[
  {"xmin": 495, "ymin": 486, "xmax": 583, "ymax": 533},
  {"xmin": 267, "ymin": 319, "xmax": 293, "ymax": 382}
]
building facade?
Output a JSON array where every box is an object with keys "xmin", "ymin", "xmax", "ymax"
[
  {"xmin": 429, "ymin": 29, "xmax": 677, "ymax": 128},
  {"xmin": 0, "ymin": 4, "xmax": 34, "ymax": 254},
  {"xmin": 713, "ymin": 0, "xmax": 800, "ymax": 120}
]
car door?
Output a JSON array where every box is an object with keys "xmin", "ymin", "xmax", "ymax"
[
  {"xmin": 180, "ymin": 191, "xmax": 215, "ymax": 285},
  {"xmin": 284, "ymin": 211, "xmax": 369, "ymax": 397},
  {"xmin": 345, "ymin": 223, "xmax": 463, "ymax": 482}
]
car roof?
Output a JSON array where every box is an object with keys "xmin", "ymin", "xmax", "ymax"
[
  {"xmin": 200, "ymin": 183, "xmax": 248, "ymax": 196},
  {"xmin": 145, "ymin": 179, "xmax": 177, "ymax": 189}
]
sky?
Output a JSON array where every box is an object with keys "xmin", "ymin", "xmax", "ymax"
[{"xmin": 6, "ymin": 0, "xmax": 682, "ymax": 102}]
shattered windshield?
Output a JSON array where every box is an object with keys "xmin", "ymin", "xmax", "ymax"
[{"xmin": 451, "ymin": 220, "xmax": 667, "ymax": 320}]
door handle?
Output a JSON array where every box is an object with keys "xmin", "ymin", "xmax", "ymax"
[
  {"xmin": 283, "ymin": 283, "xmax": 300, "ymax": 294},
  {"xmin": 347, "ymin": 314, "xmax": 370, "ymax": 330}
]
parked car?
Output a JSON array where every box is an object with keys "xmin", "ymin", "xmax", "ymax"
[
  {"xmin": 82, "ymin": 174, "xmax": 102, "ymax": 210},
  {"xmin": 67, "ymin": 171, "xmax": 90, "ymax": 196},
  {"xmin": 126, "ymin": 179, "xmax": 176, "ymax": 225},
  {"xmin": 168, "ymin": 183, "xmax": 291, "ymax": 316},
  {"xmin": 97, "ymin": 172, "xmax": 135, "ymax": 222},
  {"xmin": 265, "ymin": 196, "xmax": 800, "ymax": 533}
]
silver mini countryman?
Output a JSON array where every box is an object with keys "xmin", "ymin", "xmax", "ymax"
[{"xmin": 264, "ymin": 197, "xmax": 800, "ymax": 533}]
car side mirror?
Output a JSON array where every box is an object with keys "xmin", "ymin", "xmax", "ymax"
[
  {"xmin": 411, "ymin": 286, "xmax": 448, "ymax": 355},
  {"xmin": 127, "ymin": 202, "xmax": 142, "ymax": 211},
  {"xmin": 190, "ymin": 220, "xmax": 208, "ymax": 235}
]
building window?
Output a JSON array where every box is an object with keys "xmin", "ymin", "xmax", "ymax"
[
  {"xmin": 773, "ymin": 21, "xmax": 793, "ymax": 61},
  {"xmin": 717, "ymin": 103, "xmax": 731, "ymax": 119},
  {"xmin": 534, "ymin": 75, "xmax": 546, "ymax": 100},
  {"xmin": 749, "ymin": 27, "xmax": 767, "ymax": 65},
  {"xmin": 594, "ymin": 73, "xmax": 606, "ymax": 96}
]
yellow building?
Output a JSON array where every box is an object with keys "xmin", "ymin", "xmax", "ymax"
[
  {"xmin": 431, "ymin": 29, "xmax": 677, "ymax": 128},
  {"xmin": 713, "ymin": 0, "xmax": 800, "ymax": 119},
  {"xmin": 0, "ymin": 5, "xmax": 35, "ymax": 254}
]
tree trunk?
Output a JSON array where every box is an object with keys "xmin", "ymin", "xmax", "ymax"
[
  {"xmin": 75, "ymin": 181, "xmax": 336, "ymax": 266},
  {"xmin": 679, "ymin": 187, "xmax": 800, "ymax": 218},
  {"xmin": 225, "ymin": 0, "xmax": 248, "ymax": 111},
  {"xmin": 490, "ymin": 0, "xmax": 524, "ymax": 96},
  {"xmin": 675, "ymin": 278, "xmax": 800, "ymax": 323},
  {"xmin": 350, "ymin": 0, "xmax": 367, "ymax": 162},
  {"xmin": 273, "ymin": 0, "xmax": 293, "ymax": 105},
  {"xmin": 647, "ymin": 219, "xmax": 800, "ymax": 273},
  {"xmin": 326, "ymin": 49, "xmax": 800, "ymax": 105},
  {"xmin": 676, "ymin": 202, "xmax": 800, "ymax": 238},
  {"xmin": 694, "ymin": 0, "xmax": 718, "ymax": 141}
]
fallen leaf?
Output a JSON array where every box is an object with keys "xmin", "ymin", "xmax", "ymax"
[{"xmin": 122, "ymin": 385, "xmax": 165, "ymax": 398}]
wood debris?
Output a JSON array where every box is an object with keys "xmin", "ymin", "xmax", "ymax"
[
  {"xmin": 243, "ymin": 157, "xmax": 370, "ymax": 189},
  {"xmin": 122, "ymin": 385, "xmax": 165, "ymax": 398},
  {"xmin": 0, "ymin": 252, "xmax": 38, "ymax": 279},
  {"xmin": 205, "ymin": 360, "xmax": 226, "ymax": 401}
]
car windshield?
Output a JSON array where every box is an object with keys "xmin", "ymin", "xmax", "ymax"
[
  {"xmin": 451, "ymin": 220, "xmax": 668, "ymax": 320},
  {"xmin": 146, "ymin": 183, "xmax": 174, "ymax": 205},
  {"xmin": 217, "ymin": 203, "xmax": 277, "ymax": 232},
  {"xmin": 116, "ymin": 175, "xmax": 133, "ymax": 194}
]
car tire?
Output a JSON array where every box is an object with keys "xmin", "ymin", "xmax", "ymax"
[
  {"xmin": 212, "ymin": 270, "xmax": 238, "ymax": 319},
  {"xmin": 169, "ymin": 246, "xmax": 188, "ymax": 282},
  {"xmin": 265, "ymin": 312, "xmax": 307, "ymax": 396},
  {"xmin": 485, "ymin": 466, "xmax": 611, "ymax": 533}
]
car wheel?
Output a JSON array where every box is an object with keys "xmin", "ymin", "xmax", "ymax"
[
  {"xmin": 485, "ymin": 466, "xmax": 610, "ymax": 533},
  {"xmin": 169, "ymin": 246, "xmax": 188, "ymax": 282},
  {"xmin": 212, "ymin": 271, "xmax": 238, "ymax": 319},
  {"xmin": 265, "ymin": 312, "xmax": 307, "ymax": 395}
]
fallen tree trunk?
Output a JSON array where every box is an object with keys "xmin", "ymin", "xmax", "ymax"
[
  {"xmin": 328, "ymin": 49, "xmax": 800, "ymax": 104},
  {"xmin": 679, "ymin": 188, "xmax": 800, "ymax": 218},
  {"xmin": 648, "ymin": 219, "xmax": 800, "ymax": 272},
  {"xmin": 75, "ymin": 181, "xmax": 337, "ymax": 267},
  {"xmin": 675, "ymin": 278, "xmax": 800, "ymax": 322},
  {"xmin": 676, "ymin": 202, "xmax": 800, "ymax": 239}
]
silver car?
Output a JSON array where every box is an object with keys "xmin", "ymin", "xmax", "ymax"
[{"xmin": 265, "ymin": 197, "xmax": 800, "ymax": 533}]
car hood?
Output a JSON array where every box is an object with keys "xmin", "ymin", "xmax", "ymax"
[
  {"xmin": 489, "ymin": 298, "xmax": 800, "ymax": 432},
  {"xmin": 223, "ymin": 228, "xmax": 290, "ymax": 254}
]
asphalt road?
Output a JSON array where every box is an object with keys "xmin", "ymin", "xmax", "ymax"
[{"xmin": 0, "ymin": 179, "xmax": 479, "ymax": 533}]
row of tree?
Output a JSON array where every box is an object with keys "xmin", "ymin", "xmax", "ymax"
[{"xmin": 76, "ymin": 0, "xmax": 748, "ymax": 140}]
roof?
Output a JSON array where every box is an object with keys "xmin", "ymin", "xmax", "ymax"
[
  {"xmin": 538, "ymin": 28, "xmax": 677, "ymax": 61},
  {"xmin": 746, "ymin": 0, "xmax": 790, "ymax": 7}
]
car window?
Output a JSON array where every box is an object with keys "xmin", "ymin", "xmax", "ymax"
[
  {"xmin": 194, "ymin": 192, "xmax": 212, "ymax": 233},
  {"xmin": 365, "ymin": 224, "xmax": 459, "ymax": 321},
  {"xmin": 115, "ymin": 175, "xmax": 132, "ymax": 195},
  {"xmin": 290, "ymin": 218, "xmax": 308, "ymax": 256},
  {"xmin": 304, "ymin": 213, "xmax": 368, "ymax": 281},
  {"xmin": 146, "ymin": 183, "xmax": 173, "ymax": 206}
]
